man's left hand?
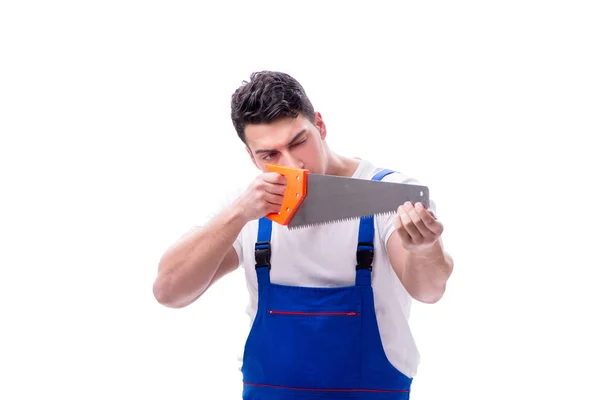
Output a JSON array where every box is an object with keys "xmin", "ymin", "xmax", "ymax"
[{"xmin": 394, "ymin": 201, "xmax": 444, "ymax": 253}]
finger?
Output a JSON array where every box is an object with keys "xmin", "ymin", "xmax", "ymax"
[
  {"xmin": 264, "ymin": 182, "xmax": 287, "ymax": 196},
  {"xmin": 394, "ymin": 214, "xmax": 413, "ymax": 243},
  {"xmin": 403, "ymin": 202, "xmax": 435, "ymax": 239},
  {"xmin": 415, "ymin": 202, "xmax": 444, "ymax": 235},
  {"xmin": 263, "ymin": 172, "xmax": 288, "ymax": 186},
  {"xmin": 254, "ymin": 173, "xmax": 284, "ymax": 194},
  {"xmin": 397, "ymin": 204, "xmax": 424, "ymax": 242},
  {"xmin": 266, "ymin": 202, "xmax": 283, "ymax": 214},
  {"xmin": 262, "ymin": 192, "xmax": 284, "ymax": 206}
]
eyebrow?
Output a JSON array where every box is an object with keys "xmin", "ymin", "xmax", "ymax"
[{"xmin": 255, "ymin": 129, "xmax": 307, "ymax": 154}]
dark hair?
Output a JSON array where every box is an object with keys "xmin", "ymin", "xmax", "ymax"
[{"xmin": 230, "ymin": 71, "xmax": 316, "ymax": 144}]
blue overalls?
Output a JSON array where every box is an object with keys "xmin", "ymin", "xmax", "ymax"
[{"xmin": 241, "ymin": 170, "xmax": 413, "ymax": 399}]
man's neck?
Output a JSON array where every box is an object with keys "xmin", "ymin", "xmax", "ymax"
[{"xmin": 325, "ymin": 153, "xmax": 361, "ymax": 177}]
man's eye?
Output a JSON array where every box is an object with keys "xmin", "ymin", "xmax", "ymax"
[
  {"xmin": 291, "ymin": 139, "xmax": 306, "ymax": 148},
  {"xmin": 263, "ymin": 153, "xmax": 276, "ymax": 160}
]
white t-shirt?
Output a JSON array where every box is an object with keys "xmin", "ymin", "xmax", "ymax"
[{"xmin": 200, "ymin": 159, "xmax": 436, "ymax": 378}]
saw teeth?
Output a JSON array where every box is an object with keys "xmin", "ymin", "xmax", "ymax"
[{"xmin": 286, "ymin": 210, "xmax": 395, "ymax": 230}]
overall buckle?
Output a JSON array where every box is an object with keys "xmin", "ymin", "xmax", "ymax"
[
  {"xmin": 356, "ymin": 242, "xmax": 374, "ymax": 270},
  {"xmin": 254, "ymin": 241, "xmax": 271, "ymax": 269}
]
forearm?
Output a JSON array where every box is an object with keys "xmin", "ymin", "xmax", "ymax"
[
  {"xmin": 402, "ymin": 240, "xmax": 453, "ymax": 304},
  {"xmin": 153, "ymin": 202, "xmax": 248, "ymax": 307}
]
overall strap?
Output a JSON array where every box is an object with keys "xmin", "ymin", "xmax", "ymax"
[
  {"xmin": 255, "ymin": 217, "xmax": 272, "ymax": 285},
  {"xmin": 355, "ymin": 169, "xmax": 395, "ymax": 287}
]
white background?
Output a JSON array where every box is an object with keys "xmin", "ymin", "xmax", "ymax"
[{"xmin": 1, "ymin": 1, "xmax": 599, "ymax": 399}]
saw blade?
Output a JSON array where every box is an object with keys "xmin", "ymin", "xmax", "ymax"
[{"xmin": 287, "ymin": 173, "xmax": 429, "ymax": 229}]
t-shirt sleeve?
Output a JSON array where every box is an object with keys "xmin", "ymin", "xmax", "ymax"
[
  {"xmin": 197, "ymin": 187, "xmax": 245, "ymax": 265},
  {"xmin": 375, "ymin": 171, "xmax": 438, "ymax": 245}
]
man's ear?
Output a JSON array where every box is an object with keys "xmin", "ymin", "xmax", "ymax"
[
  {"xmin": 314, "ymin": 112, "xmax": 327, "ymax": 140},
  {"xmin": 246, "ymin": 146, "xmax": 260, "ymax": 169}
]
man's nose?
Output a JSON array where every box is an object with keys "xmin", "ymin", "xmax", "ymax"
[{"xmin": 281, "ymin": 153, "xmax": 304, "ymax": 169}]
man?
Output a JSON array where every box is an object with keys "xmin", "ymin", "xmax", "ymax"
[{"xmin": 153, "ymin": 71, "xmax": 454, "ymax": 399}]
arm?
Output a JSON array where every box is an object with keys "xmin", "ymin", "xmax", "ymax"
[
  {"xmin": 152, "ymin": 203, "xmax": 247, "ymax": 309},
  {"xmin": 387, "ymin": 201, "xmax": 454, "ymax": 304},
  {"xmin": 152, "ymin": 171, "xmax": 288, "ymax": 309}
]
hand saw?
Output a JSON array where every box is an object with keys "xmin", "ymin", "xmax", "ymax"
[{"xmin": 264, "ymin": 163, "xmax": 430, "ymax": 229}]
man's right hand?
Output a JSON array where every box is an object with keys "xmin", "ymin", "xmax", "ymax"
[{"xmin": 233, "ymin": 172, "xmax": 287, "ymax": 222}]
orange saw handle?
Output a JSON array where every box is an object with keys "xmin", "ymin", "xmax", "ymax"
[{"xmin": 265, "ymin": 163, "xmax": 308, "ymax": 225}]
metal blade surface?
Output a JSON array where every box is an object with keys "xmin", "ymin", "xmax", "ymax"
[{"xmin": 287, "ymin": 174, "xmax": 429, "ymax": 229}]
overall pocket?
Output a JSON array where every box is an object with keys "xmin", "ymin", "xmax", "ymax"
[{"xmin": 264, "ymin": 307, "xmax": 362, "ymax": 389}]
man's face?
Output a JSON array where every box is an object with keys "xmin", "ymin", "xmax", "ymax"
[{"xmin": 244, "ymin": 112, "xmax": 328, "ymax": 174}]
